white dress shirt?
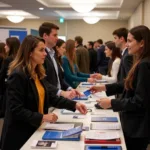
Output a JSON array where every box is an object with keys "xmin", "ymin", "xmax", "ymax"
[{"xmin": 102, "ymin": 58, "xmax": 121, "ymax": 83}]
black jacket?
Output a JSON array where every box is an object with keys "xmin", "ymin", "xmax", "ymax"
[
  {"xmin": 117, "ymin": 48, "xmax": 133, "ymax": 82},
  {"xmin": 0, "ymin": 57, "xmax": 4, "ymax": 70},
  {"xmin": 44, "ymin": 49, "xmax": 70, "ymax": 90},
  {"xmin": 0, "ymin": 56, "xmax": 13, "ymax": 117},
  {"xmin": 107, "ymin": 58, "xmax": 150, "ymax": 138},
  {"xmin": 88, "ymin": 48, "xmax": 97, "ymax": 73},
  {"xmin": 97, "ymin": 45, "xmax": 109, "ymax": 67},
  {"xmin": 1, "ymin": 69, "xmax": 76, "ymax": 150}
]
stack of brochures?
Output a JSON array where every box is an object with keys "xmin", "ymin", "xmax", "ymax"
[
  {"xmin": 44, "ymin": 123, "xmax": 75, "ymax": 130},
  {"xmin": 84, "ymin": 131, "xmax": 121, "ymax": 144},
  {"xmin": 91, "ymin": 117, "xmax": 118, "ymax": 122},
  {"xmin": 61, "ymin": 109, "xmax": 81, "ymax": 115},
  {"xmin": 42, "ymin": 126, "xmax": 82, "ymax": 141},
  {"xmin": 91, "ymin": 123, "xmax": 120, "ymax": 130},
  {"xmin": 72, "ymin": 95, "xmax": 88, "ymax": 100},
  {"xmin": 79, "ymin": 82, "xmax": 96, "ymax": 88},
  {"xmin": 95, "ymin": 79, "xmax": 107, "ymax": 83},
  {"xmin": 85, "ymin": 145, "xmax": 122, "ymax": 150}
]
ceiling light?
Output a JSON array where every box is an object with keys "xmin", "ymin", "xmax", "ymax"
[
  {"xmin": 6, "ymin": 16, "xmax": 24, "ymax": 23},
  {"xmin": 39, "ymin": 7, "xmax": 44, "ymax": 10},
  {"xmin": 83, "ymin": 17, "xmax": 100, "ymax": 24},
  {"xmin": 70, "ymin": 2, "xmax": 96, "ymax": 13}
]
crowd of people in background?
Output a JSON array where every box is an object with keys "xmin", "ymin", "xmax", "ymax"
[{"xmin": 0, "ymin": 22, "xmax": 150, "ymax": 150}]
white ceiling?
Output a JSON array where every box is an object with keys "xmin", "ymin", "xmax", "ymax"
[{"xmin": 0, "ymin": 0, "xmax": 144, "ymax": 20}]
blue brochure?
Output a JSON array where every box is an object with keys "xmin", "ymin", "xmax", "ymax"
[
  {"xmin": 85, "ymin": 146, "xmax": 122, "ymax": 150},
  {"xmin": 42, "ymin": 126, "xmax": 82, "ymax": 141},
  {"xmin": 82, "ymin": 83, "xmax": 96, "ymax": 85},
  {"xmin": 83, "ymin": 90, "xmax": 92, "ymax": 97},
  {"xmin": 72, "ymin": 95, "xmax": 88, "ymax": 100},
  {"xmin": 91, "ymin": 117, "xmax": 118, "ymax": 122}
]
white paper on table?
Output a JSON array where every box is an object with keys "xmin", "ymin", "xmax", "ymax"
[
  {"xmin": 85, "ymin": 131, "xmax": 120, "ymax": 140},
  {"xmin": 95, "ymin": 79, "xmax": 107, "ymax": 83},
  {"xmin": 79, "ymin": 82, "xmax": 96, "ymax": 88},
  {"xmin": 92, "ymin": 92, "xmax": 107, "ymax": 99},
  {"xmin": 62, "ymin": 109, "xmax": 81, "ymax": 114},
  {"xmin": 85, "ymin": 103, "xmax": 95, "ymax": 108},
  {"xmin": 91, "ymin": 123, "xmax": 120, "ymax": 130},
  {"xmin": 44, "ymin": 123, "xmax": 74, "ymax": 130}
]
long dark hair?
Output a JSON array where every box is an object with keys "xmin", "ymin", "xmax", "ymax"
[
  {"xmin": 0, "ymin": 42, "xmax": 6, "ymax": 58},
  {"xmin": 53, "ymin": 39, "xmax": 65, "ymax": 65},
  {"xmin": 125, "ymin": 25, "xmax": 150, "ymax": 89},
  {"xmin": 6, "ymin": 37, "xmax": 20, "ymax": 58},
  {"xmin": 105, "ymin": 41, "xmax": 121, "ymax": 76}
]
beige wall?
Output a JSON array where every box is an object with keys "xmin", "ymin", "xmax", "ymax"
[
  {"xmin": 66, "ymin": 20, "xmax": 127, "ymax": 44},
  {"xmin": 143, "ymin": 0, "xmax": 150, "ymax": 28},
  {"xmin": 0, "ymin": 19, "xmax": 127, "ymax": 44},
  {"xmin": 128, "ymin": 0, "xmax": 150, "ymax": 29},
  {"xmin": 128, "ymin": 2, "xmax": 143, "ymax": 29}
]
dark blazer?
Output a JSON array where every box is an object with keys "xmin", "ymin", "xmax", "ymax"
[
  {"xmin": 0, "ymin": 56, "xmax": 13, "ymax": 94},
  {"xmin": 76, "ymin": 45, "xmax": 90, "ymax": 73},
  {"xmin": 97, "ymin": 45, "xmax": 109, "ymax": 74},
  {"xmin": 88, "ymin": 48, "xmax": 97, "ymax": 73},
  {"xmin": 117, "ymin": 48, "xmax": 133, "ymax": 82},
  {"xmin": 0, "ymin": 56, "xmax": 13, "ymax": 117},
  {"xmin": 44, "ymin": 49, "xmax": 70, "ymax": 90},
  {"xmin": 1, "ymin": 69, "xmax": 77, "ymax": 150},
  {"xmin": 0, "ymin": 57, "xmax": 4, "ymax": 70},
  {"xmin": 108, "ymin": 58, "xmax": 150, "ymax": 138}
]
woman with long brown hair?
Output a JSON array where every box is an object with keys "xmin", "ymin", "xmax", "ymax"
[
  {"xmin": 90, "ymin": 25, "xmax": 150, "ymax": 150},
  {"xmin": 0, "ymin": 37, "xmax": 20, "ymax": 117},
  {"xmin": 96, "ymin": 41, "xmax": 121, "ymax": 83},
  {"xmin": 62, "ymin": 39, "xmax": 95, "ymax": 88},
  {"xmin": 1, "ymin": 35, "xmax": 87, "ymax": 150}
]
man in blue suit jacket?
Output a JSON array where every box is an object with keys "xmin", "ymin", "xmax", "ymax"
[
  {"xmin": 113, "ymin": 28, "xmax": 133, "ymax": 82},
  {"xmin": 96, "ymin": 39, "xmax": 109, "ymax": 75}
]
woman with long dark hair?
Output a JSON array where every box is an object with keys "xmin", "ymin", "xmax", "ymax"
[
  {"xmin": 0, "ymin": 43, "xmax": 6, "ymax": 70},
  {"xmin": 96, "ymin": 41, "xmax": 121, "ymax": 83},
  {"xmin": 90, "ymin": 25, "xmax": 150, "ymax": 150},
  {"xmin": 0, "ymin": 37, "xmax": 20, "ymax": 117}
]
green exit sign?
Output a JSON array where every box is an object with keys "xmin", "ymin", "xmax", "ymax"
[{"xmin": 59, "ymin": 17, "xmax": 64, "ymax": 23}]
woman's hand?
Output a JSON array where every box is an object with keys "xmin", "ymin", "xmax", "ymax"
[
  {"xmin": 90, "ymin": 73, "xmax": 102, "ymax": 79},
  {"xmin": 96, "ymin": 98, "xmax": 111, "ymax": 109},
  {"xmin": 90, "ymin": 85, "xmax": 106, "ymax": 93},
  {"xmin": 87, "ymin": 78, "xmax": 95, "ymax": 83},
  {"xmin": 96, "ymin": 73, "xmax": 102, "ymax": 79},
  {"xmin": 75, "ymin": 102, "xmax": 87, "ymax": 114},
  {"xmin": 42, "ymin": 113, "xmax": 58, "ymax": 123}
]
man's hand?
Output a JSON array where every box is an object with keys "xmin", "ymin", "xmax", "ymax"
[
  {"xmin": 60, "ymin": 91, "xmax": 76, "ymax": 99},
  {"xmin": 71, "ymin": 89, "xmax": 82, "ymax": 97}
]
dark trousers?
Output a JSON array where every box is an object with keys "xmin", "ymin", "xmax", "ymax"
[{"xmin": 124, "ymin": 135, "xmax": 149, "ymax": 150}]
